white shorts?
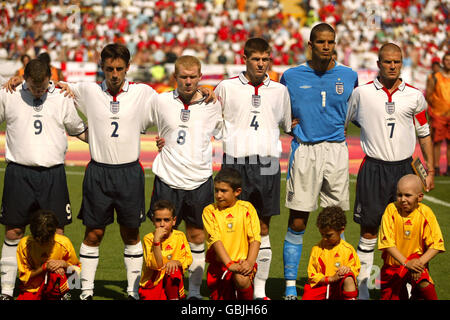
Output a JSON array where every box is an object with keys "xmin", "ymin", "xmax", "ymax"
[{"xmin": 285, "ymin": 141, "xmax": 349, "ymax": 212}]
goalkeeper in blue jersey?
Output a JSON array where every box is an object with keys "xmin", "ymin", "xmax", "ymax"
[{"xmin": 280, "ymin": 22, "xmax": 358, "ymax": 300}]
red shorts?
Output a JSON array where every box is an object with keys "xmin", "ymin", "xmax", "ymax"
[
  {"xmin": 17, "ymin": 272, "xmax": 69, "ymax": 300},
  {"xmin": 206, "ymin": 262, "xmax": 256, "ymax": 300},
  {"xmin": 429, "ymin": 111, "xmax": 450, "ymax": 143},
  {"xmin": 302, "ymin": 272, "xmax": 357, "ymax": 300},
  {"xmin": 380, "ymin": 254, "xmax": 433, "ymax": 300},
  {"xmin": 139, "ymin": 268, "xmax": 185, "ymax": 300}
]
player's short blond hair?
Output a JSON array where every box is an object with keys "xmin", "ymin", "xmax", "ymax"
[{"xmin": 174, "ymin": 55, "xmax": 201, "ymax": 75}]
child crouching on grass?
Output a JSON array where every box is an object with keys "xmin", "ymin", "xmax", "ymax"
[
  {"xmin": 139, "ymin": 200, "xmax": 192, "ymax": 300},
  {"xmin": 302, "ymin": 206, "xmax": 360, "ymax": 300},
  {"xmin": 16, "ymin": 210, "xmax": 80, "ymax": 300},
  {"xmin": 378, "ymin": 174, "xmax": 445, "ymax": 300},
  {"xmin": 202, "ymin": 167, "xmax": 261, "ymax": 300}
]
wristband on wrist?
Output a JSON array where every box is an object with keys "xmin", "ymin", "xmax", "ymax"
[
  {"xmin": 226, "ymin": 261, "xmax": 236, "ymax": 270},
  {"xmin": 324, "ymin": 276, "xmax": 329, "ymax": 285},
  {"xmin": 153, "ymin": 241, "xmax": 161, "ymax": 247},
  {"xmin": 42, "ymin": 262, "xmax": 47, "ymax": 271}
]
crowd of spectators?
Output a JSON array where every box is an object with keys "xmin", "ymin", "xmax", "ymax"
[{"xmin": 0, "ymin": 0, "xmax": 448, "ymax": 78}]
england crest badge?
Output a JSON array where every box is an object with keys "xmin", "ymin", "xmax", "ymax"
[
  {"xmin": 110, "ymin": 101, "xmax": 120, "ymax": 114},
  {"xmin": 385, "ymin": 101, "xmax": 395, "ymax": 114},
  {"xmin": 335, "ymin": 81, "xmax": 344, "ymax": 95},
  {"xmin": 180, "ymin": 109, "xmax": 190, "ymax": 122}
]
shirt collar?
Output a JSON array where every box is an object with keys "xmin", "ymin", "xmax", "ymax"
[
  {"xmin": 101, "ymin": 79, "xmax": 129, "ymax": 93},
  {"xmin": 238, "ymin": 71, "xmax": 271, "ymax": 87},
  {"xmin": 373, "ymin": 77, "xmax": 406, "ymax": 91},
  {"xmin": 173, "ymin": 89, "xmax": 206, "ymax": 105},
  {"xmin": 22, "ymin": 80, "xmax": 55, "ymax": 94}
]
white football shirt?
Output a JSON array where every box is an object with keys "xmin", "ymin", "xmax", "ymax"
[
  {"xmin": 0, "ymin": 81, "xmax": 86, "ymax": 167},
  {"xmin": 66, "ymin": 80, "xmax": 156, "ymax": 165},
  {"xmin": 0, "ymin": 75, "xmax": 6, "ymax": 86},
  {"xmin": 346, "ymin": 78, "xmax": 430, "ymax": 162},
  {"xmin": 151, "ymin": 90, "xmax": 223, "ymax": 190},
  {"xmin": 214, "ymin": 72, "xmax": 291, "ymax": 158}
]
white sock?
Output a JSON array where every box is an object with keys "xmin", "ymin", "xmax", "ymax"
[
  {"xmin": 356, "ymin": 237, "xmax": 377, "ymax": 300},
  {"xmin": 187, "ymin": 242, "xmax": 205, "ymax": 298},
  {"xmin": 124, "ymin": 242, "xmax": 143, "ymax": 298},
  {"xmin": 254, "ymin": 235, "xmax": 272, "ymax": 299},
  {"xmin": 0, "ymin": 238, "xmax": 20, "ymax": 296},
  {"xmin": 79, "ymin": 243, "xmax": 99, "ymax": 297}
]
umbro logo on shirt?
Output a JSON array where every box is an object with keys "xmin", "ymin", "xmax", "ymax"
[{"xmin": 299, "ymin": 85, "xmax": 312, "ymax": 89}]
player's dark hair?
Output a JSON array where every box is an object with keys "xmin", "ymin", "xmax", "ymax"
[
  {"xmin": 214, "ymin": 167, "xmax": 242, "ymax": 191},
  {"xmin": 100, "ymin": 43, "xmax": 131, "ymax": 66},
  {"xmin": 29, "ymin": 210, "xmax": 58, "ymax": 245},
  {"xmin": 316, "ymin": 206, "xmax": 346, "ymax": 231},
  {"xmin": 244, "ymin": 38, "xmax": 271, "ymax": 57},
  {"xmin": 151, "ymin": 199, "xmax": 176, "ymax": 218},
  {"xmin": 310, "ymin": 23, "xmax": 335, "ymax": 42},
  {"xmin": 37, "ymin": 52, "xmax": 51, "ymax": 66},
  {"xmin": 24, "ymin": 58, "xmax": 51, "ymax": 82}
]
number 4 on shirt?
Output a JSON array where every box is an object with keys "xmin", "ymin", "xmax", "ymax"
[{"xmin": 250, "ymin": 115, "xmax": 259, "ymax": 131}]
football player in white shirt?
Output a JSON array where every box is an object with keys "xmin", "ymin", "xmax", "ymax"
[
  {"xmin": 148, "ymin": 55, "xmax": 223, "ymax": 300},
  {"xmin": 345, "ymin": 43, "xmax": 435, "ymax": 300},
  {"xmin": 0, "ymin": 59, "xmax": 87, "ymax": 300},
  {"xmin": 214, "ymin": 38, "xmax": 292, "ymax": 300}
]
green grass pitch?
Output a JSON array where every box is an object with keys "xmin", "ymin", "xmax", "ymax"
[{"xmin": 0, "ymin": 161, "xmax": 449, "ymax": 300}]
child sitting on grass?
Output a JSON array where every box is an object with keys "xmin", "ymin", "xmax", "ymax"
[
  {"xmin": 202, "ymin": 167, "xmax": 261, "ymax": 300},
  {"xmin": 302, "ymin": 206, "xmax": 360, "ymax": 300},
  {"xmin": 139, "ymin": 200, "xmax": 192, "ymax": 300},
  {"xmin": 378, "ymin": 174, "xmax": 445, "ymax": 300},
  {"xmin": 16, "ymin": 209, "xmax": 80, "ymax": 300}
]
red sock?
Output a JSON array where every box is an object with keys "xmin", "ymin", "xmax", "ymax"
[
  {"xmin": 237, "ymin": 285, "xmax": 254, "ymax": 300},
  {"xmin": 342, "ymin": 290, "xmax": 358, "ymax": 300},
  {"xmin": 416, "ymin": 283, "xmax": 438, "ymax": 300}
]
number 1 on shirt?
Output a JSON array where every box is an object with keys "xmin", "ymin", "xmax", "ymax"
[{"xmin": 321, "ymin": 91, "xmax": 326, "ymax": 107}]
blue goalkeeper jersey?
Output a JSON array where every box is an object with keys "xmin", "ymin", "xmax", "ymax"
[{"xmin": 281, "ymin": 62, "xmax": 358, "ymax": 143}]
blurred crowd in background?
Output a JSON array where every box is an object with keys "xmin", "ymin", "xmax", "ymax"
[{"xmin": 0, "ymin": 0, "xmax": 448, "ymax": 84}]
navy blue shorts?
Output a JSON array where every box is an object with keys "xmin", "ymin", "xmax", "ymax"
[
  {"xmin": 353, "ymin": 156, "xmax": 414, "ymax": 229},
  {"xmin": 78, "ymin": 160, "xmax": 146, "ymax": 229},
  {"xmin": 222, "ymin": 153, "xmax": 281, "ymax": 218},
  {"xmin": 0, "ymin": 162, "xmax": 72, "ymax": 228},
  {"xmin": 148, "ymin": 175, "xmax": 214, "ymax": 229}
]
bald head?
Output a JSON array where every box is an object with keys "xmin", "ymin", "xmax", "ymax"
[
  {"xmin": 378, "ymin": 43, "xmax": 403, "ymax": 61},
  {"xmin": 397, "ymin": 174, "xmax": 423, "ymax": 194}
]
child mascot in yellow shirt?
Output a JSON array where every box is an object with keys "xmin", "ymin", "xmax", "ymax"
[
  {"xmin": 139, "ymin": 200, "xmax": 193, "ymax": 300},
  {"xmin": 302, "ymin": 206, "xmax": 360, "ymax": 300},
  {"xmin": 16, "ymin": 210, "xmax": 80, "ymax": 300},
  {"xmin": 378, "ymin": 174, "xmax": 445, "ymax": 300},
  {"xmin": 202, "ymin": 167, "xmax": 261, "ymax": 300}
]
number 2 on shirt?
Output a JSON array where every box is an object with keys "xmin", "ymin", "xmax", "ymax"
[{"xmin": 111, "ymin": 121, "xmax": 119, "ymax": 137}]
